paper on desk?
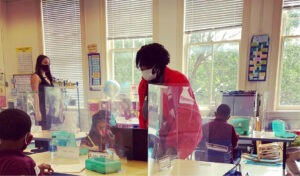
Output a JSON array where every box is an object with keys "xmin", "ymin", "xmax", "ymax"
[{"xmin": 51, "ymin": 164, "xmax": 85, "ymax": 173}]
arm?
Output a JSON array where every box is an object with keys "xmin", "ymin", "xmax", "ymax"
[
  {"xmin": 31, "ymin": 74, "xmax": 42, "ymax": 121},
  {"xmin": 80, "ymin": 137, "xmax": 100, "ymax": 151},
  {"xmin": 232, "ymin": 127, "xmax": 239, "ymax": 148}
]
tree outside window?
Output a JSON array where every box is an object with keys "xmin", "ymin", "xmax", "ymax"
[{"xmin": 186, "ymin": 28, "xmax": 241, "ymax": 109}]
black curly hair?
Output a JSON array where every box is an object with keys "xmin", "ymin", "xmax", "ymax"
[
  {"xmin": 215, "ymin": 104, "xmax": 231, "ymax": 120},
  {"xmin": 135, "ymin": 43, "xmax": 170, "ymax": 74},
  {"xmin": 0, "ymin": 109, "xmax": 31, "ymax": 140}
]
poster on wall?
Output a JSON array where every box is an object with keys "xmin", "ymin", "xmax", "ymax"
[
  {"xmin": 88, "ymin": 53, "xmax": 101, "ymax": 91},
  {"xmin": 248, "ymin": 34, "xmax": 269, "ymax": 81},
  {"xmin": 16, "ymin": 47, "xmax": 33, "ymax": 73}
]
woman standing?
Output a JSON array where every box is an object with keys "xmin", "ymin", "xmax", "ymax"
[{"xmin": 31, "ymin": 54, "xmax": 54, "ymax": 130}]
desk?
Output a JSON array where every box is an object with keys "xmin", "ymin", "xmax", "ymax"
[
  {"xmin": 30, "ymin": 152, "xmax": 147, "ymax": 175},
  {"xmin": 239, "ymin": 131, "xmax": 296, "ymax": 175},
  {"xmin": 32, "ymin": 131, "xmax": 87, "ymax": 141},
  {"xmin": 149, "ymin": 159, "xmax": 235, "ymax": 176}
]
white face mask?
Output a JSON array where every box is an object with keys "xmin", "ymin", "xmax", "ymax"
[{"xmin": 142, "ymin": 68, "xmax": 157, "ymax": 81}]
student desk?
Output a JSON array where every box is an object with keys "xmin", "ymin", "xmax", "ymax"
[
  {"xmin": 30, "ymin": 152, "xmax": 148, "ymax": 175},
  {"xmin": 239, "ymin": 131, "xmax": 296, "ymax": 176},
  {"xmin": 32, "ymin": 130, "xmax": 87, "ymax": 141},
  {"xmin": 149, "ymin": 159, "xmax": 235, "ymax": 176}
]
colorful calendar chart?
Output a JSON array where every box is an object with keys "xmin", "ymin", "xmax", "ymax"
[
  {"xmin": 88, "ymin": 53, "xmax": 101, "ymax": 90},
  {"xmin": 248, "ymin": 34, "xmax": 269, "ymax": 81}
]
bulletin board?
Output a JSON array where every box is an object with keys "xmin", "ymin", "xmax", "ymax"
[
  {"xmin": 248, "ymin": 34, "xmax": 269, "ymax": 81},
  {"xmin": 88, "ymin": 53, "xmax": 101, "ymax": 90}
]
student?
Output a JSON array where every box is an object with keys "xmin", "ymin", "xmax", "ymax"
[
  {"xmin": 135, "ymin": 43, "xmax": 202, "ymax": 159},
  {"xmin": 199, "ymin": 104, "xmax": 239, "ymax": 163},
  {"xmin": 0, "ymin": 109, "xmax": 53, "ymax": 175},
  {"xmin": 80, "ymin": 110, "xmax": 115, "ymax": 152}
]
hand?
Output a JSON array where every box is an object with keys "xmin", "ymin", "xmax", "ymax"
[
  {"xmin": 35, "ymin": 110, "xmax": 42, "ymax": 122},
  {"xmin": 38, "ymin": 163, "xmax": 53, "ymax": 175},
  {"xmin": 90, "ymin": 145, "xmax": 100, "ymax": 151}
]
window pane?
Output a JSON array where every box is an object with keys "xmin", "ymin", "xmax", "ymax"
[
  {"xmin": 114, "ymin": 40, "xmax": 123, "ymax": 49},
  {"xmin": 114, "ymin": 51, "xmax": 133, "ymax": 94},
  {"xmin": 187, "ymin": 45, "xmax": 212, "ymax": 106},
  {"xmin": 190, "ymin": 31, "xmax": 214, "ymax": 44},
  {"xmin": 280, "ymin": 38, "xmax": 300, "ymax": 105},
  {"xmin": 134, "ymin": 39, "xmax": 145, "ymax": 48},
  {"xmin": 124, "ymin": 39, "xmax": 133, "ymax": 48},
  {"xmin": 187, "ymin": 28, "xmax": 240, "ymax": 108},
  {"xmin": 284, "ymin": 9, "xmax": 300, "ymax": 36},
  {"xmin": 212, "ymin": 43, "xmax": 239, "ymax": 105},
  {"xmin": 214, "ymin": 28, "xmax": 242, "ymax": 42}
]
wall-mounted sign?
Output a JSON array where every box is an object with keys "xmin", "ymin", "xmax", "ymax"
[{"xmin": 248, "ymin": 34, "xmax": 269, "ymax": 81}]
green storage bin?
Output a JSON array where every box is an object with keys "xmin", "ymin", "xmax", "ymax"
[{"xmin": 85, "ymin": 157, "xmax": 121, "ymax": 174}]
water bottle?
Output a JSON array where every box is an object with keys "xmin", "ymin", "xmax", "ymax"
[{"xmin": 49, "ymin": 136, "xmax": 57, "ymax": 162}]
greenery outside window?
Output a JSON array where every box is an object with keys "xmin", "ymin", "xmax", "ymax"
[
  {"xmin": 108, "ymin": 38, "xmax": 152, "ymax": 94},
  {"xmin": 277, "ymin": 7, "xmax": 300, "ymax": 109},
  {"xmin": 186, "ymin": 28, "xmax": 241, "ymax": 108}
]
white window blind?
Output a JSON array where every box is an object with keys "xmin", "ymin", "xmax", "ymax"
[
  {"xmin": 107, "ymin": 0, "xmax": 153, "ymax": 39},
  {"xmin": 41, "ymin": 0, "xmax": 84, "ymax": 107},
  {"xmin": 284, "ymin": 0, "xmax": 300, "ymax": 8},
  {"xmin": 185, "ymin": 0, "xmax": 243, "ymax": 33}
]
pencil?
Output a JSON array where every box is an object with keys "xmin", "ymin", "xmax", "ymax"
[{"xmin": 86, "ymin": 134, "xmax": 96, "ymax": 147}]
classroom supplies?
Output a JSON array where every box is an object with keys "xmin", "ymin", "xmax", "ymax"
[
  {"xmin": 229, "ymin": 116, "xmax": 253, "ymax": 135},
  {"xmin": 85, "ymin": 157, "xmax": 121, "ymax": 174}
]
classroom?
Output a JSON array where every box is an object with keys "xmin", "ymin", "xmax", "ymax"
[{"xmin": 0, "ymin": 0, "xmax": 299, "ymax": 175}]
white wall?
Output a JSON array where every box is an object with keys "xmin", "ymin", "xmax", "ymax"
[
  {"xmin": 0, "ymin": 1, "xmax": 6, "ymax": 72},
  {"xmin": 3, "ymin": 0, "xmax": 42, "ymax": 97}
]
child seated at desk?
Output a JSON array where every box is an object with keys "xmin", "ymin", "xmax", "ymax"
[
  {"xmin": 0, "ymin": 109, "xmax": 53, "ymax": 175},
  {"xmin": 80, "ymin": 110, "xmax": 115, "ymax": 152},
  {"xmin": 197, "ymin": 104, "xmax": 239, "ymax": 163}
]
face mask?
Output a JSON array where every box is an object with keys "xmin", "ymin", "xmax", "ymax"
[
  {"xmin": 20, "ymin": 133, "xmax": 33, "ymax": 151},
  {"xmin": 142, "ymin": 68, "xmax": 157, "ymax": 81},
  {"xmin": 41, "ymin": 64, "xmax": 50, "ymax": 72}
]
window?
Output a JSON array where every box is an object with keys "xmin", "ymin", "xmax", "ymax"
[
  {"xmin": 106, "ymin": 0, "xmax": 152, "ymax": 95},
  {"xmin": 278, "ymin": 0, "xmax": 300, "ymax": 109},
  {"xmin": 184, "ymin": 0, "xmax": 243, "ymax": 108},
  {"xmin": 41, "ymin": 0, "xmax": 84, "ymax": 107}
]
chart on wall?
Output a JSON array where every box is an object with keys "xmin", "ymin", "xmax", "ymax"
[
  {"xmin": 248, "ymin": 34, "xmax": 269, "ymax": 81},
  {"xmin": 16, "ymin": 47, "xmax": 33, "ymax": 74},
  {"xmin": 88, "ymin": 53, "xmax": 101, "ymax": 90}
]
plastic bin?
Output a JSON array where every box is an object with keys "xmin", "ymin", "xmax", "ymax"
[{"xmin": 85, "ymin": 157, "xmax": 121, "ymax": 174}]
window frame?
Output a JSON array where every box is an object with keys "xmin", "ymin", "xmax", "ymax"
[
  {"xmin": 276, "ymin": 7, "xmax": 300, "ymax": 110},
  {"xmin": 184, "ymin": 30, "xmax": 241, "ymax": 110}
]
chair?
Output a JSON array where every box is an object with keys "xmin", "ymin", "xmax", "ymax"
[{"xmin": 205, "ymin": 140, "xmax": 241, "ymax": 165}]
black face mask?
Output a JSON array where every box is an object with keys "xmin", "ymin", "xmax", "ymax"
[{"xmin": 41, "ymin": 64, "xmax": 50, "ymax": 72}]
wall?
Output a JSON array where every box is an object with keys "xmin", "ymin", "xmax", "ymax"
[
  {"xmin": 4, "ymin": 0, "xmax": 42, "ymax": 97},
  {"xmin": 0, "ymin": 1, "xmax": 6, "ymax": 72}
]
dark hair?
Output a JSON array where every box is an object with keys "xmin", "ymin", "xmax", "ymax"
[
  {"xmin": 135, "ymin": 43, "xmax": 170, "ymax": 72},
  {"xmin": 35, "ymin": 54, "xmax": 53, "ymax": 83},
  {"xmin": 0, "ymin": 109, "xmax": 31, "ymax": 140},
  {"xmin": 89, "ymin": 110, "xmax": 111, "ymax": 135},
  {"xmin": 216, "ymin": 104, "xmax": 231, "ymax": 120}
]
